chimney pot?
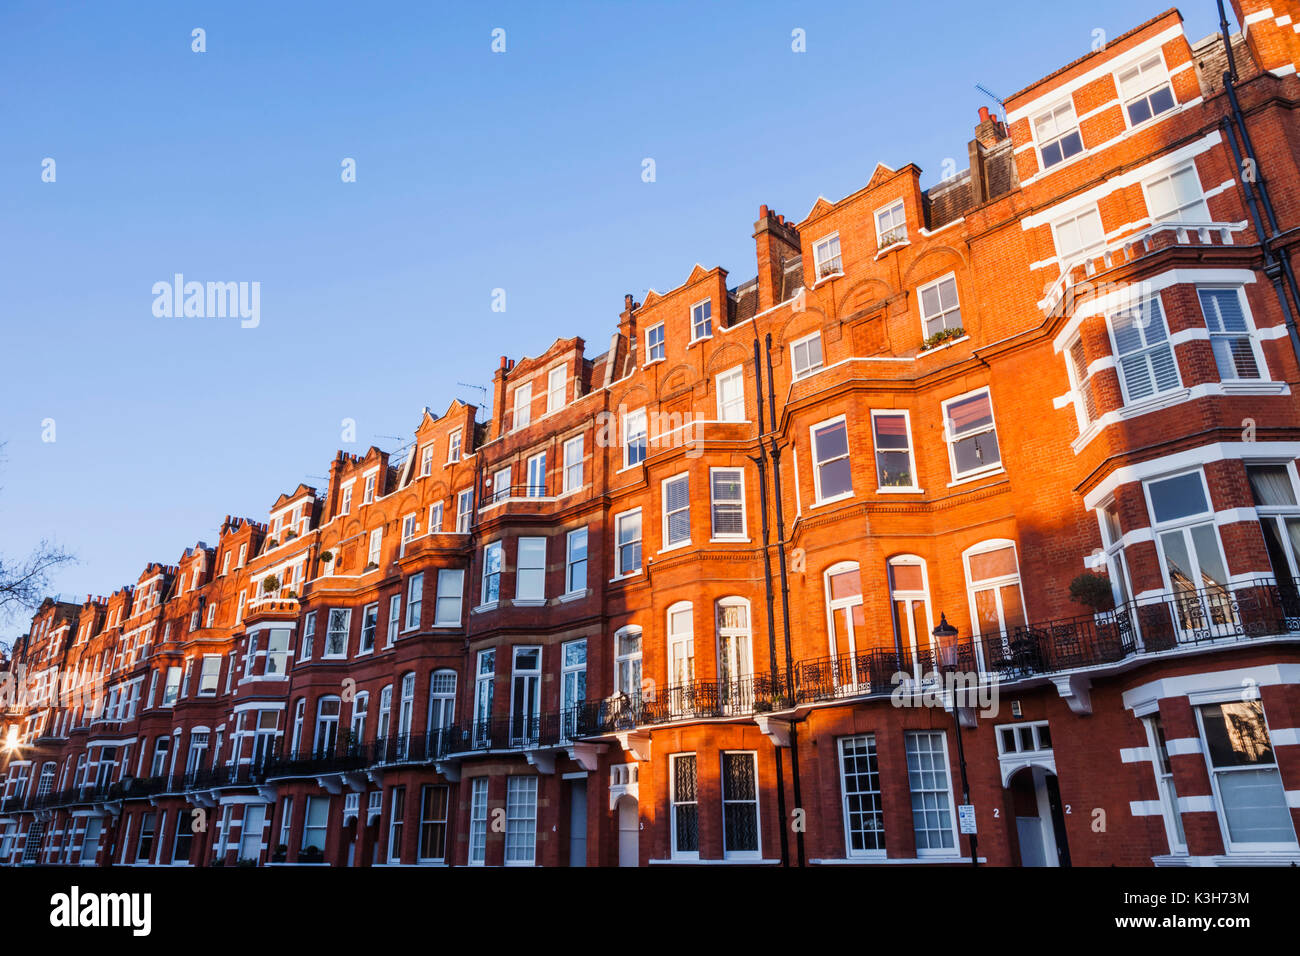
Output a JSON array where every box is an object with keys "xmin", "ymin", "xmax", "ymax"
[
  {"xmin": 759, "ymin": 204, "xmax": 769, "ymax": 218},
  {"xmin": 978, "ymin": 106, "xmax": 991, "ymax": 123}
]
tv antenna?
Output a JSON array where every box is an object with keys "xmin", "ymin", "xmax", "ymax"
[
  {"xmin": 975, "ymin": 84, "xmax": 1006, "ymax": 113},
  {"xmin": 457, "ymin": 382, "xmax": 489, "ymax": 423}
]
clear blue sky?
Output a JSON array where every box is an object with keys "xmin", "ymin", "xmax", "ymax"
[{"xmin": 0, "ymin": 0, "xmax": 1225, "ymax": 632}]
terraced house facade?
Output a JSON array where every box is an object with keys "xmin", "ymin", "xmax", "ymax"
[{"xmin": 4, "ymin": 1, "xmax": 1300, "ymax": 868}]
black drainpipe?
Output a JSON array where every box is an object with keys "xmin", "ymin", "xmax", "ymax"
[
  {"xmin": 751, "ymin": 339, "xmax": 789, "ymax": 868},
  {"xmin": 1217, "ymin": 0, "xmax": 1300, "ymax": 367},
  {"xmin": 765, "ymin": 333, "xmax": 805, "ymax": 867}
]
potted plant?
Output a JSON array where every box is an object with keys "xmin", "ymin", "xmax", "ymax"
[
  {"xmin": 262, "ymin": 574, "xmax": 280, "ymax": 595},
  {"xmin": 285, "ymin": 530, "xmax": 298, "ymax": 540},
  {"xmin": 301, "ymin": 846, "xmax": 324, "ymax": 864},
  {"xmin": 271, "ymin": 844, "xmax": 288, "ymax": 863},
  {"xmin": 320, "ymin": 550, "xmax": 333, "ymax": 564},
  {"xmin": 266, "ymin": 537, "xmax": 279, "ymax": 549},
  {"xmin": 364, "ymin": 561, "xmax": 378, "ymax": 572},
  {"xmin": 1069, "ymin": 572, "xmax": 1115, "ymax": 613},
  {"xmin": 919, "ymin": 326, "xmax": 966, "ymax": 351}
]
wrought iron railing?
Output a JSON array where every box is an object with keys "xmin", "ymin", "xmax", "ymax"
[{"xmin": 572, "ymin": 578, "xmax": 1300, "ymax": 735}]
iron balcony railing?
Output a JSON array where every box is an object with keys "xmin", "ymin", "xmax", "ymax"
[{"xmin": 576, "ymin": 577, "xmax": 1300, "ymax": 734}]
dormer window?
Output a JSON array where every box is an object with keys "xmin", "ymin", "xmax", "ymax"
[
  {"xmin": 1118, "ymin": 55, "xmax": 1175, "ymax": 126},
  {"xmin": 340, "ymin": 484, "xmax": 353, "ymax": 515},
  {"xmin": 813, "ymin": 234, "xmax": 842, "ymax": 278},
  {"xmin": 363, "ymin": 474, "xmax": 376, "ymax": 504},
  {"xmin": 875, "ymin": 201, "xmax": 907, "ymax": 247},
  {"xmin": 421, "ymin": 444, "xmax": 434, "ymax": 476},
  {"xmin": 447, "ymin": 429, "xmax": 462, "ymax": 463},
  {"xmin": 690, "ymin": 300, "xmax": 713, "ymax": 341},
  {"xmin": 1033, "ymin": 101, "xmax": 1083, "ymax": 169}
]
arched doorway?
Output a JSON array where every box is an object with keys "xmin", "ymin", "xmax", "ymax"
[
  {"xmin": 616, "ymin": 795, "xmax": 638, "ymax": 867},
  {"xmin": 1007, "ymin": 766, "xmax": 1070, "ymax": 867}
]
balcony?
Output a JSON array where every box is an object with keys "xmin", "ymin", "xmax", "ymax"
[
  {"xmin": 574, "ymin": 578, "xmax": 1300, "ymax": 734},
  {"xmin": 1042, "ymin": 220, "xmax": 1248, "ymax": 316}
]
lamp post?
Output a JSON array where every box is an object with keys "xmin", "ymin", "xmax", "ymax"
[{"xmin": 933, "ymin": 614, "xmax": 978, "ymax": 868}]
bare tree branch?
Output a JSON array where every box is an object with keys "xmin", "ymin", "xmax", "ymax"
[{"xmin": 0, "ymin": 440, "xmax": 78, "ymax": 628}]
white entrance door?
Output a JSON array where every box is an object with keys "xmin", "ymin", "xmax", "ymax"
[
  {"xmin": 617, "ymin": 796, "xmax": 638, "ymax": 867},
  {"xmin": 568, "ymin": 780, "xmax": 587, "ymax": 867}
]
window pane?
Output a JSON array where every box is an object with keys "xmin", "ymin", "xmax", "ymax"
[{"xmin": 1147, "ymin": 472, "xmax": 1209, "ymax": 523}]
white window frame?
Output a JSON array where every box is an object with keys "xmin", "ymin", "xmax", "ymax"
[
  {"xmin": 614, "ymin": 509, "xmax": 642, "ymax": 578},
  {"xmin": 623, "ymin": 408, "xmax": 647, "ymax": 468},
  {"xmin": 709, "ymin": 467, "xmax": 747, "ymax": 541},
  {"xmin": 839, "ymin": 734, "xmax": 886, "ymax": 859},
  {"xmin": 546, "ymin": 365, "xmax": 566, "ymax": 414},
  {"xmin": 875, "ymin": 199, "xmax": 907, "ymax": 246},
  {"xmin": 513, "ymin": 382, "xmax": 532, "ymax": 430},
  {"xmin": 481, "ymin": 540, "xmax": 504, "ymax": 606},
  {"xmin": 525, "ymin": 451, "xmax": 546, "ymax": 498},
  {"xmin": 645, "ymin": 322, "xmax": 665, "ymax": 363},
  {"xmin": 941, "ymin": 387, "xmax": 1002, "ymax": 481},
  {"xmin": 447, "ymin": 429, "xmax": 462, "ymax": 463},
  {"xmin": 613, "ymin": 626, "xmax": 642, "ymax": 697},
  {"xmin": 1199, "ymin": 285, "xmax": 1267, "ymax": 382},
  {"xmin": 404, "ymin": 572, "xmax": 423, "ymax": 631},
  {"xmin": 715, "ymin": 366, "xmax": 745, "ymax": 422},
  {"xmin": 809, "ymin": 414, "xmax": 853, "ymax": 505},
  {"xmin": 904, "ymin": 730, "xmax": 960, "ymax": 857},
  {"xmin": 918, "ymin": 272, "xmax": 963, "ymax": 339},
  {"xmin": 813, "ymin": 232, "xmax": 842, "ymax": 278},
  {"xmin": 515, "ymin": 537, "xmax": 547, "ymax": 603},
  {"xmin": 790, "ymin": 331, "xmax": 824, "ymax": 380},
  {"xmin": 1032, "ymin": 99, "xmax": 1084, "ymax": 170},
  {"xmin": 870, "ymin": 409, "xmax": 920, "ymax": 492},
  {"xmin": 669, "ymin": 752, "xmax": 699, "ymax": 860},
  {"xmin": 719, "ymin": 750, "xmax": 761, "ymax": 861},
  {"xmin": 661, "ymin": 473, "xmax": 691, "ymax": 550},
  {"xmin": 565, "ymin": 528, "xmax": 588, "ymax": 595},
  {"xmin": 562, "ymin": 434, "xmax": 584, "ymax": 493},
  {"xmin": 434, "ymin": 569, "xmax": 465, "ymax": 627},
  {"xmin": 690, "ymin": 299, "xmax": 713, "ymax": 342},
  {"xmin": 1117, "ymin": 52, "xmax": 1177, "ymax": 130},
  {"xmin": 1142, "ymin": 161, "xmax": 1209, "ymax": 225},
  {"xmin": 1051, "ymin": 205, "xmax": 1105, "ymax": 264},
  {"xmin": 1107, "ymin": 295, "xmax": 1181, "ymax": 406}
]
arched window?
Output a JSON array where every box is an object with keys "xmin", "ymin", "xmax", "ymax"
[
  {"xmin": 824, "ymin": 561, "xmax": 864, "ymax": 658},
  {"xmin": 666, "ymin": 603, "xmax": 694, "ymax": 718},
  {"xmin": 614, "ymin": 626, "xmax": 642, "ymax": 697},
  {"xmin": 888, "ymin": 555, "xmax": 933, "ymax": 669},
  {"xmin": 377, "ymin": 684, "xmax": 393, "ymax": 744},
  {"xmin": 350, "ymin": 691, "xmax": 370, "ymax": 744},
  {"xmin": 963, "ymin": 540, "xmax": 1027, "ymax": 668},
  {"xmin": 716, "ymin": 598, "xmax": 754, "ymax": 713},
  {"xmin": 428, "ymin": 670, "xmax": 456, "ymax": 757},
  {"xmin": 290, "ymin": 698, "xmax": 306, "ymax": 757},
  {"xmin": 313, "ymin": 696, "xmax": 341, "ymax": 756}
]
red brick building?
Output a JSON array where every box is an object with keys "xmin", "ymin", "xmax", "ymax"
[{"xmin": 3, "ymin": 1, "xmax": 1300, "ymax": 868}]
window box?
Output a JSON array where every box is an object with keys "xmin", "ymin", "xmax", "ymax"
[{"xmin": 920, "ymin": 327, "xmax": 966, "ymax": 352}]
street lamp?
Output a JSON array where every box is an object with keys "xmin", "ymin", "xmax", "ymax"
[{"xmin": 932, "ymin": 614, "xmax": 978, "ymax": 869}]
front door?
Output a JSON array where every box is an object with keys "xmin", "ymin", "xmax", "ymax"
[
  {"xmin": 568, "ymin": 780, "xmax": 587, "ymax": 867},
  {"xmin": 617, "ymin": 796, "xmax": 638, "ymax": 867},
  {"xmin": 1010, "ymin": 767, "xmax": 1071, "ymax": 867}
]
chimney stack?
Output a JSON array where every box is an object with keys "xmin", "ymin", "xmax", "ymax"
[{"xmin": 753, "ymin": 205, "xmax": 802, "ymax": 313}]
